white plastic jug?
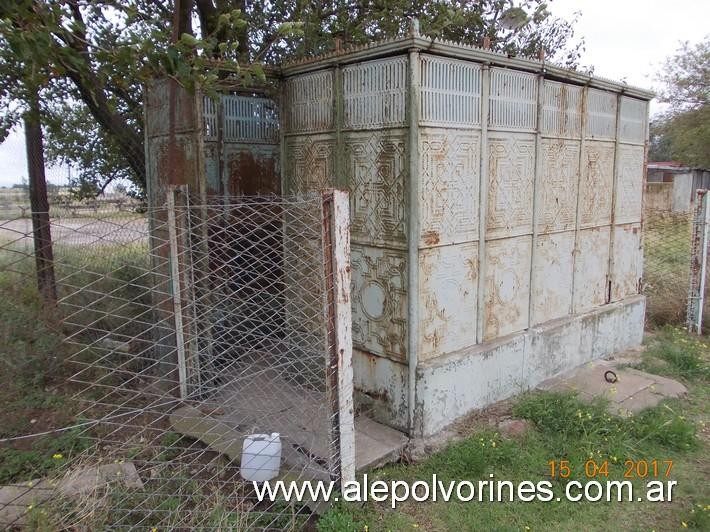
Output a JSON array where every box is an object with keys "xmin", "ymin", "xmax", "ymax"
[{"xmin": 240, "ymin": 432, "xmax": 281, "ymax": 482}]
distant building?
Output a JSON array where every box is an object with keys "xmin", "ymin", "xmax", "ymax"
[{"xmin": 645, "ymin": 161, "xmax": 710, "ymax": 212}]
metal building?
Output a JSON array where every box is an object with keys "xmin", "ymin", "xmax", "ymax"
[{"xmin": 146, "ymin": 25, "xmax": 653, "ymax": 439}]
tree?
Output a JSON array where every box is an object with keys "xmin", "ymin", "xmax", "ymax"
[
  {"xmin": 649, "ymin": 37, "xmax": 709, "ymax": 167},
  {"xmin": 0, "ymin": 1, "xmax": 583, "ymax": 196}
]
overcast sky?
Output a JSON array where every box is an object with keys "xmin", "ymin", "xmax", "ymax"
[{"xmin": 0, "ymin": 0, "xmax": 708, "ymax": 187}]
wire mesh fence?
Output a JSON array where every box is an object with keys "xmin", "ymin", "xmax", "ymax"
[
  {"xmin": 643, "ymin": 208, "xmax": 693, "ymax": 326},
  {"xmin": 643, "ymin": 190, "xmax": 710, "ymax": 332},
  {"xmin": 0, "ymin": 190, "xmax": 353, "ymax": 530}
]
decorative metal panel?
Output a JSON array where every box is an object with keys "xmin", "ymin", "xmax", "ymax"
[
  {"xmin": 488, "ymin": 68, "xmax": 537, "ymax": 130},
  {"xmin": 345, "ymin": 131, "xmax": 407, "ymax": 246},
  {"xmin": 202, "ymin": 96, "xmax": 219, "ymax": 140},
  {"xmin": 420, "ymin": 55, "xmax": 481, "ymax": 126},
  {"xmin": 351, "ymin": 244, "xmax": 407, "ymax": 361},
  {"xmin": 619, "ymin": 96, "xmax": 647, "ymax": 144},
  {"xmin": 419, "ymin": 243, "xmax": 478, "ymax": 360},
  {"xmin": 222, "ymin": 95, "xmax": 279, "ymax": 143},
  {"xmin": 343, "ymin": 57, "xmax": 407, "ymax": 129},
  {"xmin": 420, "ymin": 130, "xmax": 480, "ymax": 246},
  {"xmin": 585, "ymin": 88, "xmax": 617, "ymax": 139},
  {"xmin": 222, "ymin": 144, "xmax": 279, "ymax": 195},
  {"xmin": 487, "ymin": 133, "xmax": 535, "ymax": 239},
  {"xmin": 615, "ymin": 144, "xmax": 645, "ymax": 224},
  {"xmin": 283, "ymin": 71, "xmax": 334, "ymax": 133},
  {"xmin": 579, "ymin": 140, "xmax": 615, "ymax": 228},
  {"xmin": 573, "ymin": 226, "xmax": 610, "ymax": 313},
  {"xmin": 531, "ymin": 231, "xmax": 575, "ymax": 324},
  {"xmin": 284, "ymin": 135, "xmax": 336, "ymax": 194},
  {"xmin": 484, "ymin": 235, "xmax": 532, "ymax": 340},
  {"xmin": 537, "ymin": 139, "xmax": 580, "ymax": 233},
  {"xmin": 611, "ymin": 223, "xmax": 642, "ymax": 301},
  {"xmin": 541, "ymin": 81, "xmax": 582, "ymax": 138}
]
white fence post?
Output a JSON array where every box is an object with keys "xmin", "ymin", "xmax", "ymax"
[
  {"xmin": 321, "ymin": 189, "xmax": 355, "ymax": 486},
  {"xmin": 687, "ymin": 190, "xmax": 710, "ymax": 334}
]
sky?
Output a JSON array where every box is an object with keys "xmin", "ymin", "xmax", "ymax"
[{"xmin": 0, "ymin": 0, "xmax": 708, "ymax": 187}]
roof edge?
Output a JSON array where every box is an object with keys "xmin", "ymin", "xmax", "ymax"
[{"xmin": 278, "ymin": 36, "xmax": 655, "ymax": 100}]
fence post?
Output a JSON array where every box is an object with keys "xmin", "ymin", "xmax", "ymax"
[
  {"xmin": 167, "ymin": 186, "xmax": 189, "ymax": 398},
  {"xmin": 321, "ymin": 189, "xmax": 355, "ymax": 486},
  {"xmin": 687, "ymin": 190, "xmax": 710, "ymax": 334}
]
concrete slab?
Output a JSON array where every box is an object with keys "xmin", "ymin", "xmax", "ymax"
[
  {"xmin": 354, "ymin": 416, "xmax": 408, "ymax": 471},
  {"xmin": 538, "ymin": 356, "xmax": 687, "ymax": 415}
]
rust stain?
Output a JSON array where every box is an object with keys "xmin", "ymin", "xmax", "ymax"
[
  {"xmin": 227, "ymin": 150, "xmax": 279, "ymax": 196},
  {"xmin": 423, "ymin": 230, "xmax": 440, "ymax": 246}
]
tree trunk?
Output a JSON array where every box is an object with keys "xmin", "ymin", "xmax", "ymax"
[{"xmin": 24, "ymin": 89, "xmax": 57, "ymax": 305}]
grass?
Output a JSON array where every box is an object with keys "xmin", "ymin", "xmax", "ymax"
[{"xmin": 318, "ymin": 329, "xmax": 710, "ymax": 531}]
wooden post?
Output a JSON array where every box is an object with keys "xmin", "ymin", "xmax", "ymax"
[
  {"xmin": 24, "ymin": 90, "xmax": 57, "ymax": 305},
  {"xmin": 321, "ymin": 189, "xmax": 355, "ymax": 486}
]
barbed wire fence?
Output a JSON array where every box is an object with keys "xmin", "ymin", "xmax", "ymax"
[
  {"xmin": 643, "ymin": 189, "xmax": 710, "ymax": 333},
  {"xmin": 0, "ymin": 187, "xmax": 354, "ymax": 530}
]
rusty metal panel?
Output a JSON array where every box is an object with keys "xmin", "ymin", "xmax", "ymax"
[
  {"xmin": 484, "ymin": 235, "xmax": 532, "ymax": 340},
  {"xmin": 351, "ymin": 244, "xmax": 408, "ymax": 362},
  {"xmin": 145, "ymin": 79, "xmax": 197, "ymax": 138},
  {"xmin": 573, "ymin": 226, "xmax": 611, "ymax": 313},
  {"xmin": 418, "ymin": 243, "xmax": 478, "ymax": 360},
  {"xmin": 537, "ymin": 139, "xmax": 580, "ymax": 233},
  {"xmin": 585, "ymin": 88, "xmax": 617, "ymax": 139},
  {"xmin": 619, "ymin": 97, "xmax": 647, "ymax": 144},
  {"xmin": 615, "ymin": 144, "xmax": 645, "ymax": 224},
  {"xmin": 343, "ymin": 57, "xmax": 407, "ymax": 130},
  {"xmin": 579, "ymin": 140, "xmax": 615, "ymax": 228},
  {"xmin": 222, "ymin": 143, "xmax": 280, "ymax": 195},
  {"xmin": 283, "ymin": 70, "xmax": 335, "ymax": 133},
  {"xmin": 611, "ymin": 223, "xmax": 642, "ymax": 301},
  {"xmin": 419, "ymin": 129, "xmax": 480, "ymax": 246},
  {"xmin": 146, "ymin": 135, "xmax": 199, "ymax": 194},
  {"xmin": 284, "ymin": 134, "xmax": 336, "ymax": 194},
  {"xmin": 541, "ymin": 81, "xmax": 582, "ymax": 138},
  {"xmin": 489, "ymin": 68, "xmax": 537, "ymax": 131},
  {"xmin": 531, "ymin": 231, "xmax": 575, "ymax": 324},
  {"xmin": 344, "ymin": 130, "xmax": 407, "ymax": 247},
  {"xmin": 419, "ymin": 55, "xmax": 481, "ymax": 127},
  {"xmin": 487, "ymin": 132, "xmax": 535, "ymax": 239}
]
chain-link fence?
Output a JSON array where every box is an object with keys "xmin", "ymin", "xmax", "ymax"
[
  {"xmin": 643, "ymin": 208, "xmax": 693, "ymax": 326},
  {"xmin": 0, "ymin": 190, "xmax": 353, "ymax": 529},
  {"xmin": 643, "ymin": 190, "xmax": 710, "ymax": 332}
]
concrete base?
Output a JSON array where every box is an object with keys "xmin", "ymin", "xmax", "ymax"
[{"xmin": 413, "ymin": 296, "xmax": 646, "ymax": 436}]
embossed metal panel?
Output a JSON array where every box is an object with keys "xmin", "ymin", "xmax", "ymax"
[
  {"xmin": 611, "ymin": 223, "xmax": 642, "ymax": 302},
  {"xmin": 202, "ymin": 96, "xmax": 219, "ymax": 140},
  {"xmin": 541, "ymin": 81, "xmax": 582, "ymax": 138},
  {"xmin": 419, "ymin": 243, "xmax": 478, "ymax": 360},
  {"xmin": 351, "ymin": 244, "xmax": 407, "ymax": 362},
  {"xmin": 615, "ymin": 144, "xmax": 645, "ymax": 224},
  {"xmin": 420, "ymin": 129, "xmax": 480, "ymax": 246},
  {"xmin": 284, "ymin": 135, "xmax": 336, "ymax": 194},
  {"xmin": 487, "ymin": 132, "xmax": 535, "ymax": 239},
  {"xmin": 537, "ymin": 139, "xmax": 580, "ymax": 233},
  {"xmin": 484, "ymin": 236, "xmax": 532, "ymax": 340},
  {"xmin": 343, "ymin": 57, "xmax": 407, "ymax": 130},
  {"xmin": 573, "ymin": 226, "xmax": 611, "ymax": 313},
  {"xmin": 585, "ymin": 88, "xmax": 617, "ymax": 139},
  {"xmin": 619, "ymin": 96, "xmax": 647, "ymax": 144},
  {"xmin": 283, "ymin": 70, "xmax": 334, "ymax": 133},
  {"xmin": 579, "ymin": 140, "xmax": 615, "ymax": 228},
  {"xmin": 420, "ymin": 55, "xmax": 481, "ymax": 127},
  {"xmin": 344, "ymin": 130, "xmax": 407, "ymax": 247},
  {"xmin": 222, "ymin": 143, "xmax": 279, "ymax": 195},
  {"xmin": 531, "ymin": 231, "xmax": 575, "ymax": 324},
  {"xmin": 489, "ymin": 68, "xmax": 537, "ymax": 131}
]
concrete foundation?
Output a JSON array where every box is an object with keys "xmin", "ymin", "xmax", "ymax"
[{"xmin": 411, "ymin": 295, "xmax": 645, "ymax": 436}]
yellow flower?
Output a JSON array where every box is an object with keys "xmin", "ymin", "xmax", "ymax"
[
  {"xmin": 681, "ymin": 521, "xmax": 688, "ymax": 528},
  {"xmin": 52, "ymin": 453, "xmax": 63, "ymax": 460},
  {"xmin": 492, "ymin": 441, "xmax": 497, "ymax": 448}
]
